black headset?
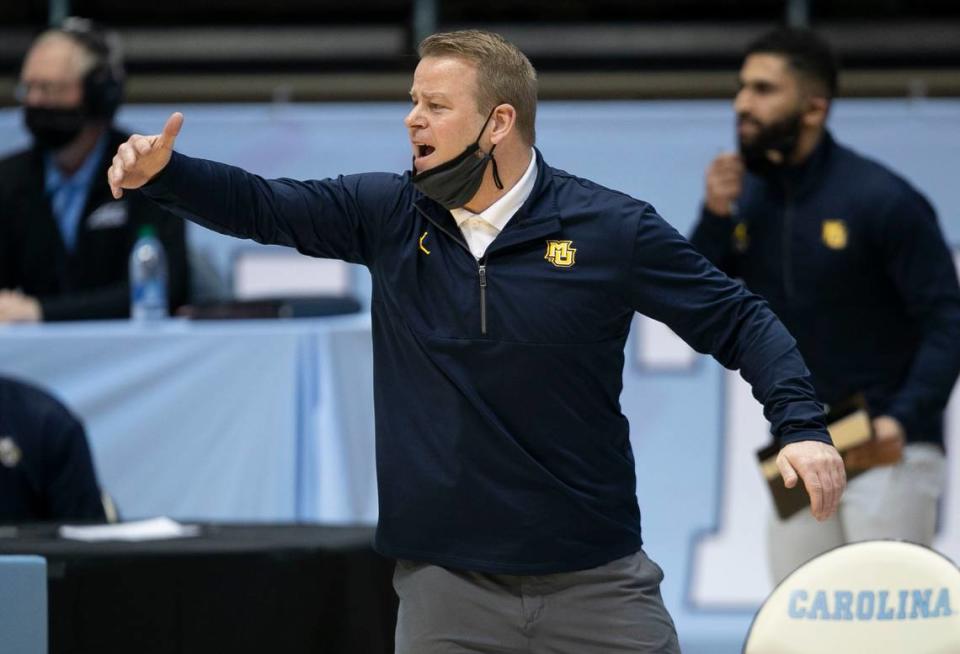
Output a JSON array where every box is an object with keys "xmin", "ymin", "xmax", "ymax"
[{"xmin": 56, "ymin": 17, "xmax": 125, "ymax": 120}]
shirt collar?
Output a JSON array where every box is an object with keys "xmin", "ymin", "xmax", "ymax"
[
  {"xmin": 450, "ymin": 148, "xmax": 538, "ymax": 231},
  {"xmin": 44, "ymin": 132, "xmax": 110, "ymax": 194}
]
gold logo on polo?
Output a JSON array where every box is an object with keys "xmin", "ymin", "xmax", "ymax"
[
  {"xmin": 418, "ymin": 231, "xmax": 431, "ymax": 255},
  {"xmin": 822, "ymin": 220, "xmax": 848, "ymax": 250},
  {"xmin": 733, "ymin": 222, "xmax": 750, "ymax": 253},
  {"xmin": 545, "ymin": 240, "xmax": 577, "ymax": 268}
]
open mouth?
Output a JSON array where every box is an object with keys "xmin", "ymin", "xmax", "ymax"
[{"xmin": 417, "ymin": 144, "xmax": 436, "ymax": 158}]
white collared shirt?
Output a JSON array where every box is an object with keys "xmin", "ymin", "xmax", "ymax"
[{"xmin": 450, "ymin": 149, "xmax": 537, "ymax": 260}]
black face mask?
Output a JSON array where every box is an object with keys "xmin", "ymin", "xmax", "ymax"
[
  {"xmin": 24, "ymin": 105, "xmax": 87, "ymax": 150},
  {"xmin": 737, "ymin": 110, "xmax": 804, "ymax": 176},
  {"xmin": 411, "ymin": 107, "xmax": 504, "ymax": 210}
]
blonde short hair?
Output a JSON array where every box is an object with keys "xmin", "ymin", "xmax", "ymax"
[{"xmin": 419, "ymin": 30, "xmax": 538, "ymax": 145}]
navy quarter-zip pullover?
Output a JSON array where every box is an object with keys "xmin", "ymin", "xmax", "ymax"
[
  {"xmin": 143, "ymin": 149, "xmax": 831, "ymax": 574},
  {"xmin": 691, "ymin": 132, "xmax": 960, "ymax": 449}
]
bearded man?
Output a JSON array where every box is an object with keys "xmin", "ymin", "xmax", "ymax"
[{"xmin": 690, "ymin": 28, "xmax": 960, "ymax": 583}]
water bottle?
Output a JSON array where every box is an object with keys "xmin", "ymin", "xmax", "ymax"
[{"xmin": 129, "ymin": 224, "xmax": 169, "ymax": 321}]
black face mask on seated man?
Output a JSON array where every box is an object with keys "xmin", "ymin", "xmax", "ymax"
[
  {"xmin": 411, "ymin": 106, "xmax": 505, "ymax": 210},
  {"xmin": 24, "ymin": 105, "xmax": 88, "ymax": 150}
]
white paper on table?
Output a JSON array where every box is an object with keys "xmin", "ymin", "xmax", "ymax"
[{"xmin": 58, "ymin": 517, "xmax": 200, "ymax": 542}]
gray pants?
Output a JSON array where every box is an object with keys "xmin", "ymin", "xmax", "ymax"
[{"xmin": 393, "ymin": 550, "xmax": 681, "ymax": 653}]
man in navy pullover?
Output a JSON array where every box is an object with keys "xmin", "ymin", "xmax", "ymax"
[
  {"xmin": 690, "ymin": 28, "xmax": 960, "ymax": 584},
  {"xmin": 108, "ymin": 30, "xmax": 844, "ymax": 654}
]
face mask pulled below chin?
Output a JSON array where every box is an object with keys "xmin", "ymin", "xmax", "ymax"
[
  {"xmin": 411, "ymin": 108, "xmax": 503, "ymax": 210},
  {"xmin": 24, "ymin": 105, "xmax": 87, "ymax": 150}
]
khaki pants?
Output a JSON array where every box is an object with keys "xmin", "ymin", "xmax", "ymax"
[
  {"xmin": 767, "ymin": 443, "xmax": 947, "ymax": 584},
  {"xmin": 393, "ymin": 549, "xmax": 681, "ymax": 654}
]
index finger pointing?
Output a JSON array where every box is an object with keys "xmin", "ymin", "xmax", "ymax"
[{"xmin": 158, "ymin": 112, "xmax": 184, "ymax": 148}]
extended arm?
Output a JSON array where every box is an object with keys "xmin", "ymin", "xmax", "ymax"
[
  {"xmin": 108, "ymin": 112, "xmax": 400, "ymax": 266},
  {"xmin": 630, "ymin": 205, "xmax": 845, "ymax": 519}
]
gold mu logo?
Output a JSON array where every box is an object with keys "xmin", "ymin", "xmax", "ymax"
[
  {"xmin": 821, "ymin": 219, "xmax": 848, "ymax": 250},
  {"xmin": 544, "ymin": 240, "xmax": 577, "ymax": 268}
]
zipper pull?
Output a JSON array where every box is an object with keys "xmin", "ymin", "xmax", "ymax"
[{"xmin": 478, "ymin": 263, "xmax": 488, "ymax": 336}]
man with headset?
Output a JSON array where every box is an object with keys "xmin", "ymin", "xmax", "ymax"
[{"xmin": 0, "ymin": 17, "xmax": 188, "ymax": 322}]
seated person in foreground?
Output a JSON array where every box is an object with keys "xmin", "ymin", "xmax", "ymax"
[{"xmin": 0, "ymin": 375, "xmax": 107, "ymax": 523}]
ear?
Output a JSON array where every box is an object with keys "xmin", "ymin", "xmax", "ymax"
[
  {"xmin": 803, "ymin": 95, "xmax": 830, "ymax": 129},
  {"xmin": 488, "ymin": 103, "xmax": 517, "ymax": 145}
]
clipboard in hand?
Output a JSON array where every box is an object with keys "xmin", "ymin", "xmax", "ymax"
[{"xmin": 757, "ymin": 394, "xmax": 873, "ymax": 520}]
